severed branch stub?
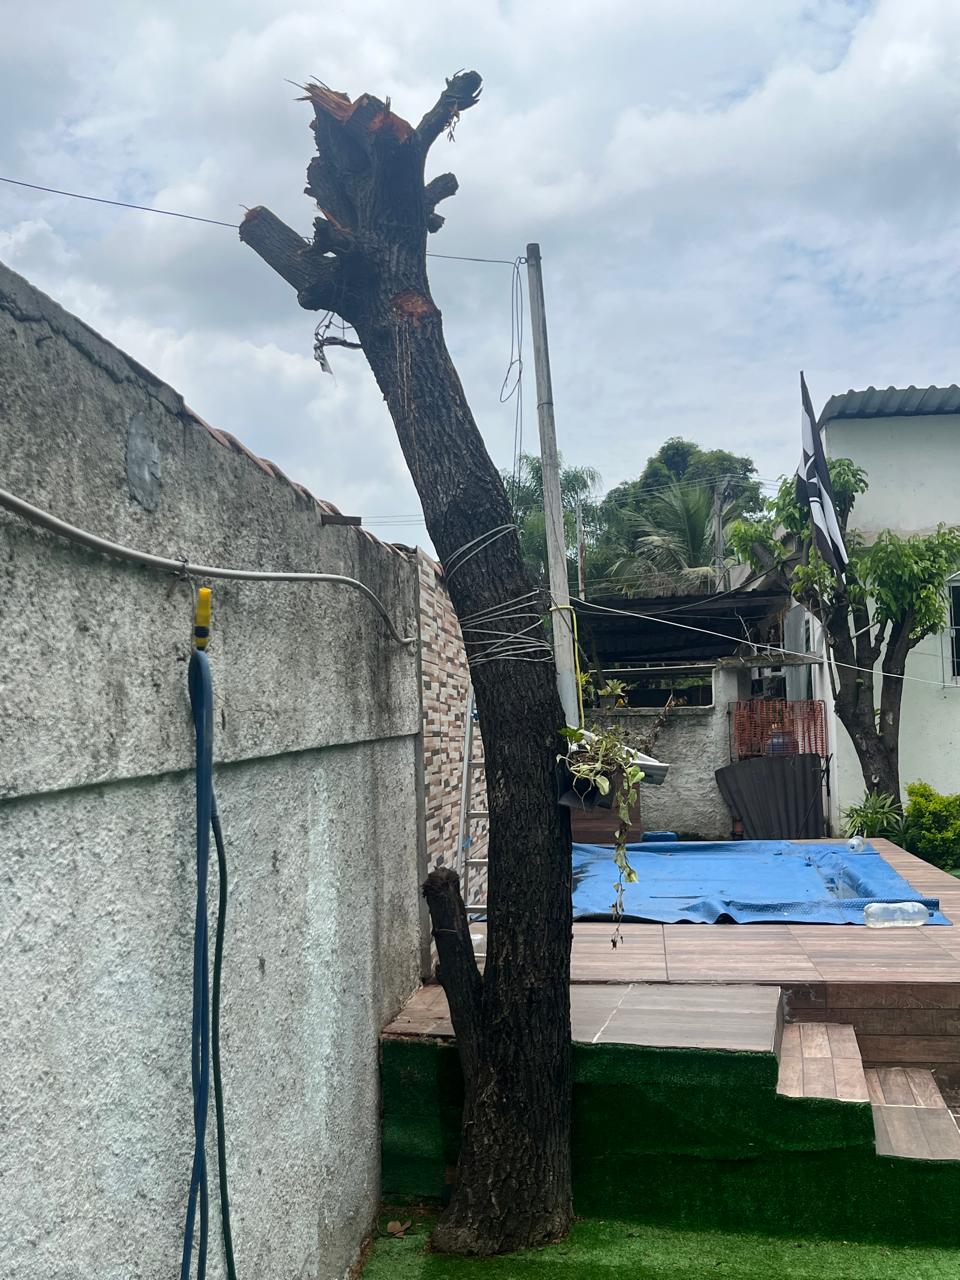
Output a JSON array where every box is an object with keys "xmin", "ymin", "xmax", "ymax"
[
  {"xmin": 423, "ymin": 867, "xmax": 482, "ymax": 1092},
  {"xmin": 424, "ymin": 173, "xmax": 460, "ymax": 231}
]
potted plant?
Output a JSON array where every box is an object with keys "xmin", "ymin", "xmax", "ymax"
[
  {"xmin": 597, "ymin": 678, "xmax": 629, "ymax": 710},
  {"xmin": 558, "ymin": 724, "xmax": 647, "ymax": 944}
]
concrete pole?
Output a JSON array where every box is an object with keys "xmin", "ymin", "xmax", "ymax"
[
  {"xmin": 575, "ymin": 499, "xmax": 587, "ymax": 601},
  {"xmin": 712, "ymin": 481, "xmax": 727, "ymax": 591},
  {"xmin": 526, "ymin": 242, "xmax": 580, "ymax": 727}
]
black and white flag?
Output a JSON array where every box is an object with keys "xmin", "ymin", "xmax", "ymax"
[{"xmin": 797, "ymin": 372, "xmax": 848, "ymax": 578}]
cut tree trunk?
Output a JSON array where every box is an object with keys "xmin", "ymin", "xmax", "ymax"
[{"xmin": 240, "ymin": 73, "xmax": 573, "ymax": 1255}]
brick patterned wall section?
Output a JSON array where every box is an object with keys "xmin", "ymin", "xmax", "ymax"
[{"xmin": 417, "ymin": 551, "xmax": 489, "ymax": 904}]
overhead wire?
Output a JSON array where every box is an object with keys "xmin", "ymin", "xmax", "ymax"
[
  {"xmin": 574, "ymin": 596, "xmax": 952, "ymax": 688},
  {"xmin": 1, "ymin": 173, "xmax": 792, "ymax": 536},
  {"xmin": 0, "ymin": 175, "xmax": 243, "ymax": 228},
  {"xmin": 498, "ymin": 257, "xmax": 525, "ymax": 503},
  {"xmin": 0, "ymin": 174, "xmax": 519, "ymax": 264}
]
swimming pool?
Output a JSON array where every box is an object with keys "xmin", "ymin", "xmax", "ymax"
[{"xmin": 571, "ymin": 840, "xmax": 950, "ymax": 925}]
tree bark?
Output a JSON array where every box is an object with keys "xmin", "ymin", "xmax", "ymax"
[
  {"xmin": 822, "ymin": 590, "xmax": 903, "ymax": 804},
  {"xmin": 241, "ymin": 73, "xmax": 573, "ymax": 1255}
]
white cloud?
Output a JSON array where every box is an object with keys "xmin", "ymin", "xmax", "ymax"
[{"xmin": 2, "ymin": 0, "xmax": 960, "ymax": 551}]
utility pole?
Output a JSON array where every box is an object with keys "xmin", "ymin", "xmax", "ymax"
[
  {"xmin": 526, "ymin": 242, "xmax": 580, "ymax": 727},
  {"xmin": 574, "ymin": 499, "xmax": 587, "ymax": 600},
  {"xmin": 712, "ymin": 480, "xmax": 727, "ymax": 591}
]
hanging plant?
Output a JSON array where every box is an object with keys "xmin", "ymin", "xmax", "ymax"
[{"xmin": 558, "ymin": 724, "xmax": 646, "ymax": 947}]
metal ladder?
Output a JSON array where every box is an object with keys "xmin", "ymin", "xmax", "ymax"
[{"xmin": 455, "ymin": 684, "xmax": 488, "ymax": 915}]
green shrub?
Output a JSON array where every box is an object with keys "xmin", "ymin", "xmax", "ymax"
[
  {"xmin": 900, "ymin": 782, "xmax": 960, "ymax": 871},
  {"xmin": 842, "ymin": 791, "xmax": 902, "ymax": 840}
]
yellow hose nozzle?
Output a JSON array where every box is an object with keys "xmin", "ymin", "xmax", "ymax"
[{"xmin": 194, "ymin": 587, "xmax": 212, "ymax": 650}]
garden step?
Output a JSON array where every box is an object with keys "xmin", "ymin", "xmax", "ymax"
[
  {"xmin": 865, "ymin": 1066, "xmax": 960, "ymax": 1161},
  {"xmin": 872, "ymin": 1101, "xmax": 960, "ymax": 1160},
  {"xmin": 865, "ymin": 1066, "xmax": 948, "ymax": 1108},
  {"xmin": 777, "ymin": 1022, "xmax": 870, "ymax": 1101}
]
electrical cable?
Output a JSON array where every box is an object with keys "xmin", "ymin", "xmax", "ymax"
[
  {"xmin": 574, "ymin": 596, "xmax": 950, "ymax": 688},
  {"xmin": 0, "ymin": 175, "xmax": 242, "ymax": 227},
  {"xmin": 443, "ymin": 523, "xmax": 518, "ymax": 580},
  {"xmin": 0, "ymin": 486, "xmax": 416, "ymax": 646},
  {"xmin": 0, "ymin": 174, "xmax": 515, "ymax": 264}
]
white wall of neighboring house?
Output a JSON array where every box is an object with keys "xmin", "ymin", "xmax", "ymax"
[{"xmin": 821, "ymin": 407, "xmax": 960, "ymax": 815}]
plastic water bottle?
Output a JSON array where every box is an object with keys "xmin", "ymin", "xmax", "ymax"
[
  {"xmin": 864, "ymin": 902, "xmax": 930, "ymax": 928},
  {"xmin": 847, "ymin": 835, "xmax": 866, "ymax": 854}
]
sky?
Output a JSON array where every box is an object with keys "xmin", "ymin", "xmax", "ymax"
[{"xmin": 2, "ymin": 0, "xmax": 960, "ymax": 549}]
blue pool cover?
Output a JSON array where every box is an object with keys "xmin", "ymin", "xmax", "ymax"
[{"xmin": 572, "ymin": 840, "xmax": 950, "ymax": 925}]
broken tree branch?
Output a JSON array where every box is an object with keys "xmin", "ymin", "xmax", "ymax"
[
  {"xmin": 425, "ymin": 173, "xmax": 459, "ymax": 210},
  {"xmin": 416, "ymin": 71, "xmax": 483, "ymax": 150},
  {"xmin": 424, "ymin": 173, "xmax": 459, "ymax": 232},
  {"xmin": 239, "ymin": 206, "xmax": 344, "ymax": 313}
]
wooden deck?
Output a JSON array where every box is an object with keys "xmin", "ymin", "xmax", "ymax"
[
  {"xmin": 387, "ymin": 842, "xmax": 960, "ymax": 1161},
  {"xmin": 465, "ymin": 841, "xmax": 960, "ymax": 1069},
  {"xmin": 466, "ymin": 842, "xmax": 960, "ymax": 985},
  {"xmin": 385, "ymin": 982, "xmax": 782, "ymax": 1053}
]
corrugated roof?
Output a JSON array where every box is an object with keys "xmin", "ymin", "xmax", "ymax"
[{"xmin": 820, "ymin": 384, "xmax": 960, "ymax": 424}]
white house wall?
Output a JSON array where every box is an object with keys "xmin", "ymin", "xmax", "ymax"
[{"xmin": 823, "ymin": 412, "xmax": 960, "ymax": 810}]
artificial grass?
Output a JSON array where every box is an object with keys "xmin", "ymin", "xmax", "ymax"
[
  {"xmin": 363, "ymin": 1212, "xmax": 960, "ymax": 1279},
  {"xmin": 381, "ymin": 1038, "xmax": 960, "ymax": 1247}
]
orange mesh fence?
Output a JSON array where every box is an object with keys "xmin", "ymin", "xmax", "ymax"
[{"xmin": 730, "ymin": 699, "xmax": 827, "ymax": 761}]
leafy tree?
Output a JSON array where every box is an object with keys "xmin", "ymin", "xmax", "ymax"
[
  {"xmin": 730, "ymin": 461, "xmax": 960, "ymax": 804},
  {"xmin": 242, "ymin": 72, "xmax": 573, "ymax": 1255},
  {"xmin": 592, "ymin": 439, "xmax": 763, "ymax": 594}
]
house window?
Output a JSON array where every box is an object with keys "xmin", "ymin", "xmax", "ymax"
[{"xmin": 951, "ymin": 580, "xmax": 960, "ymax": 681}]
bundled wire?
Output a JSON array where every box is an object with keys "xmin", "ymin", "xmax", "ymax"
[
  {"xmin": 459, "ymin": 587, "xmax": 554, "ymax": 666},
  {"xmin": 443, "ymin": 523, "xmax": 518, "ymax": 581}
]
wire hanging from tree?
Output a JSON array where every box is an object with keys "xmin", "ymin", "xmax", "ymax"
[{"xmin": 499, "ymin": 257, "xmax": 526, "ymax": 505}]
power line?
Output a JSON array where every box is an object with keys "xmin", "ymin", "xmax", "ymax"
[
  {"xmin": 0, "ymin": 175, "xmax": 242, "ymax": 228},
  {"xmin": 575, "ymin": 596, "xmax": 950, "ymax": 688},
  {"xmin": 0, "ymin": 174, "xmax": 519, "ymax": 264},
  {"xmin": 365, "ymin": 475, "xmax": 781, "ymax": 525}
]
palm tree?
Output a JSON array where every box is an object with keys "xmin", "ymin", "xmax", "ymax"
[
  {"xmin": 611, "ymin": 480, "xmax": 740, "ymax": 595},
  {"xmin": 504, "ymin": 453, "xmax": 601, "ymax": 588}
]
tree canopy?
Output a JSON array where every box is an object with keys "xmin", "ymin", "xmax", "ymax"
[{"xmin": 505, "ymin": 438, "xmax": 763, "ymax": 597}]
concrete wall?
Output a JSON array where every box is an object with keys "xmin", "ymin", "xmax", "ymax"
[
  {"xmin": 822, "ymin": 413, "xmax": 960, "ymax": 807},
  {"xmin": 0, "ymin": 262, "xmax": 424, "ymax": 1279},
  {"xmin": 594, "ymin": 665, "xmax": 743, "ymax": 839}
]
